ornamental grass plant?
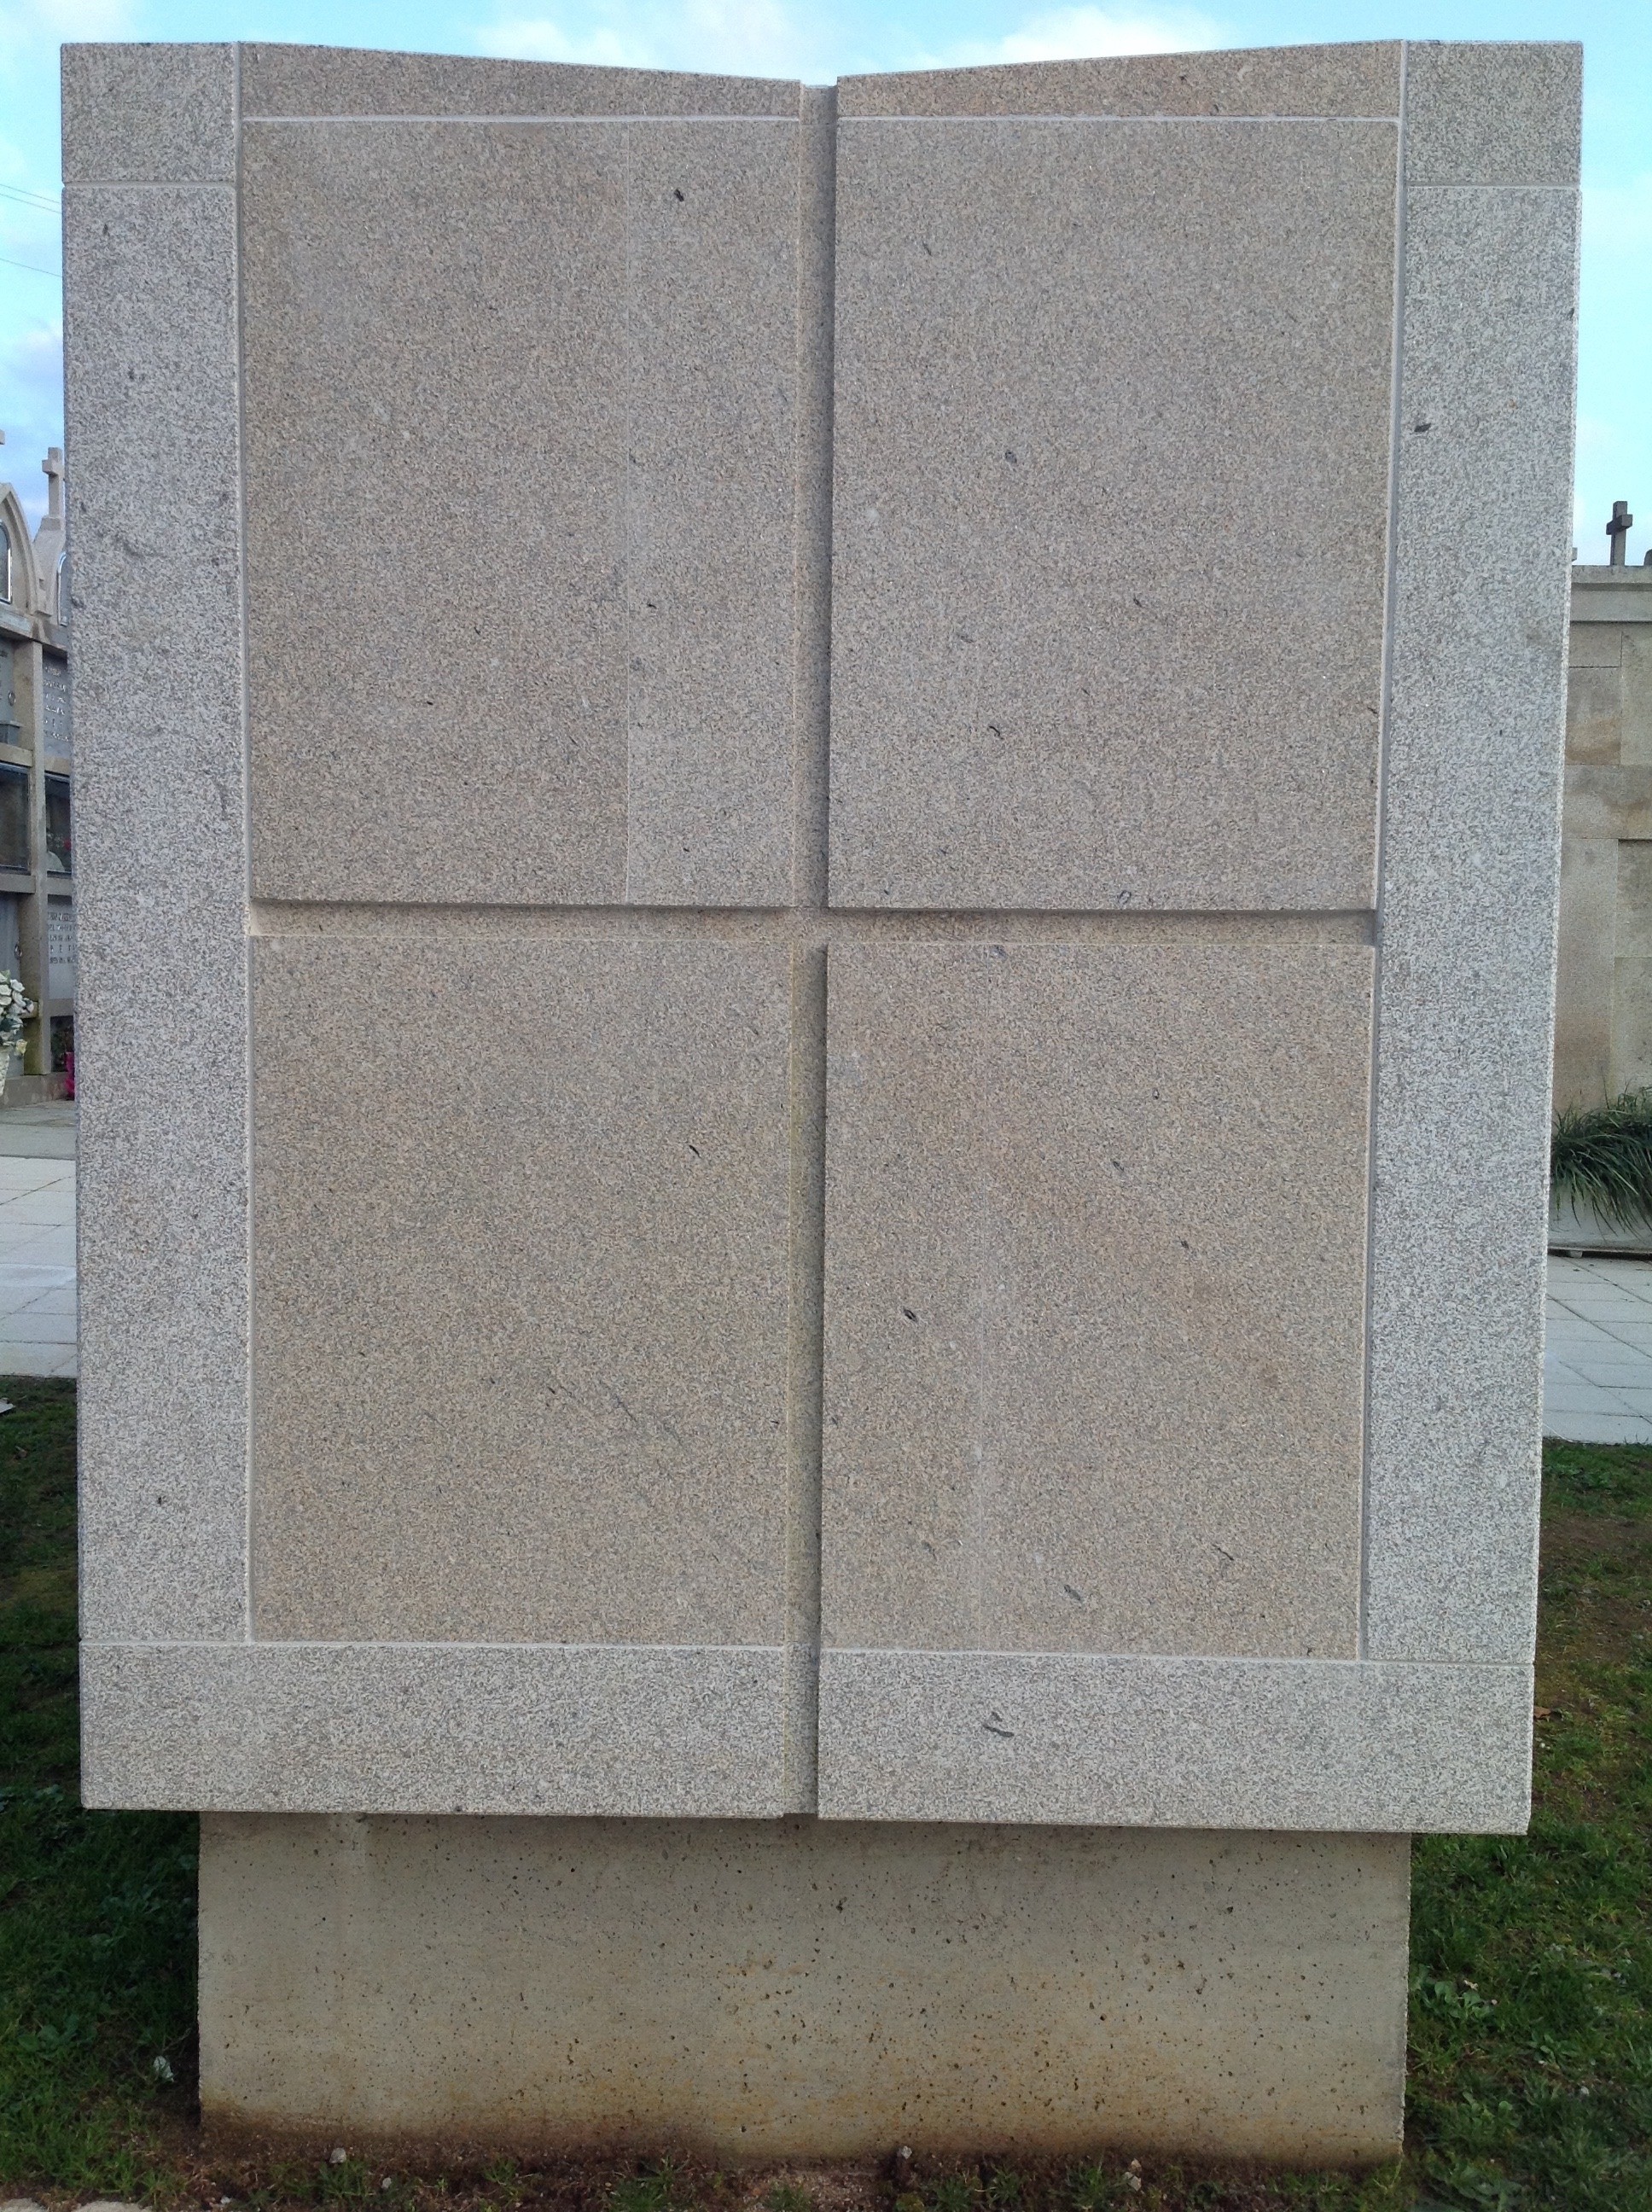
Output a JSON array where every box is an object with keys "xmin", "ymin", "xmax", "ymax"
[{"xmin": 1551, "ymin": 1088, "xmax": 1652, "ymax": 1228}]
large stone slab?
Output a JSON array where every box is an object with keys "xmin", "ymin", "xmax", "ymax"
[
  {"xmin": 242, "ymin": 115, "xmax": 801, "ymax": 907},
  {"xmin": 817, "ymin": 1651, "xmax": 1532, "ymax": 1831},
  {"xmin": 239, "ymin": 43, "xmax": 800, "ymax": 119},
  {"xmin": 61, "ymin": 41, "xmax": 236, "ymax": 182},
  {"xmin": 199, "ymin": 1811, "xmax": 1410, "ymax": 2163},
  {"xmin": 251, "ymin": 936, "xmax": 794, "ymax": 1646},
  {"xmin": 82, "ymin": 1644, "xmax": 791, "ymax": 1815},
  {"xmin": 837, "ymin": 41, "xmax": 1401, "ymax": 118},
  {"xmin": 66, "ymin": 39, "xmax": 1579, "ymax": 1864},
  {"xmin": 64, "ymin": 162, "xmax": 250, "ymax": 1642},
  {"xmin": 828, "ymin": 115, "xmax": 1394, "ymax": 911},
  {"xmin": 1362, "ymin": 175, "xmax": 1579, "ymax": 1664},
  {"xmin": 822, "ymin": 942, "xmax": 1373, "ymax": 1661}
]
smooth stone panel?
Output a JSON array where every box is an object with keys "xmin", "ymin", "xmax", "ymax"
[
  {"xmin": 822, "ymin": 943, "xmax": 1372, "ymax": 1659},
  {"xmin": 1405, "ymin": 41, "xmax": 1583, "ymax": 187},
  {"xmin": 240, "ymin": 43, "xmax": 800, "ymax": 117},
  {"xmin": 252, "ymin": 937, "xmax": 794, "ymax": 1648},
  {"xmin": 837, "ymin": 42, "xmax": 1401, "ymax": 118},
  {"xmin": 61, "ymin": 42, "xmax": 236, "ymax": 182},
  {"xmin": 623, "ymin": 120, "xmax": 801, "ymax": 903},
  {"xmin": 1363, "ymin": 182, "xmax": 1579, "ymax": 1662},
  {"xmin": 1566, "ymin": 651, "xmax": 1623, "ymax": 765},
  {"xmin": 242, "ymin": 118, "xmax": 799, "ymax": 907},
  {"xmin": 817, "ymin": 1652, "xmax": 1533, "ymax": 1831},
  {"xmin": 199, "ymin": 1811, "xmax": 1409, "ymax": 2163},
  {"xmin": 1623, "ymin": 629, "xmax": 1652, "ymax": 767},
  {"xmin": 64, "ymin": 182, "xmax": 248, "ymax": 1640},
  {"xmin": 1553, "ymin": 833, "xmax": 1615, "ymax": 1112},
  {"xmin": 82, "ymin": 1644, "xmax": 792, "ymax": 1815},
  {"xmin": 829, "ymin": 118, "xmax": 1393, "ymax": 911}
]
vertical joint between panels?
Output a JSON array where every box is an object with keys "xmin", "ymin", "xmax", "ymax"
[
  {"xmin": 785, "ymin": 942, "xmax": 828, "ymax": 1812},
  {"xmin": 233, "ymin": 40, "xmax": 256, "ymax": 1644},
  {"xmin": 621, "ymin": 123, "xmax": 636, "ymax": 906},
  {"xmin": 783, "ymin": 87, "xmax": 836, "ymax": 1809},
  {"xmin": 1358, "ymin": 44, "xmax": 1410, "ymax": 1664}
]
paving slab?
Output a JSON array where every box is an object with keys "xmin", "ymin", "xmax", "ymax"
[
  {"xmin": 1544, "ymin": 1254, "xmax": 1652, "ymax": 1442},
  {"xmin": 0, "ymin": 1102, "xmax": 79, "ymax": 1158},
  {"xmin": 0, "ymin": 1121, "xmax": 76, "ymax": 1377}
]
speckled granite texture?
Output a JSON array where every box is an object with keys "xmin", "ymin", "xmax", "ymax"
[
  {"xmin": 1362, "ymin": 166, "xmax": 1579, "ymax": 1664},
  {"xmin": 66, "ymin": 111, "xmax": 250, "ymax": 1643},
  {"xmin": 81, "ymin": 1644, "xmax": 794, "ymax": 1815},
  {"xmin": 67, "ymin": 39, "xmax": 1577, "ymax": 1839}
]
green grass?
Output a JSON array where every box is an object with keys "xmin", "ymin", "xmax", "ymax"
[
  {"xmin": 1402, "ymin": 1438, "xmax": 1652, "ymax": 2210},
  {"xmin": 3, "ymin": 1399, "xmax": 1650, "ymax": 2209},
  {"xmin": 0, "ymin": 1379, "xmax": 198, "ymax": 2197}
]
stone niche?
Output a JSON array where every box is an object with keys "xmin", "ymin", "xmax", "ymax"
[{"xmin": 66, "ymin": 38, "xmax": 1579, "ymax": 2164}]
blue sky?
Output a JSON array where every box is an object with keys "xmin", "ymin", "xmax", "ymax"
[{"xmin": 1, "ymin": 0, "xmax": 1647, "ymax": 556}]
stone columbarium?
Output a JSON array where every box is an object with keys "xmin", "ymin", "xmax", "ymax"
[{"xmin": 66, "ymin": 37, "xmax": 1579, "ymax": 2166}]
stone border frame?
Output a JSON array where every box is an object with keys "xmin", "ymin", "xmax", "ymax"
[{"xmin": 68, "ymin": 40, "xmax": 1579, "ymax": 1828}]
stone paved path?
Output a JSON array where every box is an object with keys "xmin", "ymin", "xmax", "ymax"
[
  {"xmin": 0, "ymin": 1103, "xmax": 76, "ymax": 1377},
  {"xmin": 1544, "ymin": 1254, "xmax": 1652, "ymax": 1444}
]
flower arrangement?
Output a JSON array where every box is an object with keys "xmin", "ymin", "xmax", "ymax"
[{"xmin": 0, "ymin": 969, "xmax": 35, "ymax": 1065}]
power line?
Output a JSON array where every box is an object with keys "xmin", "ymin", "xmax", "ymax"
[
  {"xmin": 0, "ymin": 182, "xmax": 60, "ymax": 212},
  {"xmin": 0, "ymin": 253, "xmax": 60, "ymax": 277}
]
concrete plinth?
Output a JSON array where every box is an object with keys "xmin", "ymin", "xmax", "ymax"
[{"xmin": 200, "ymin": 1814, "xmax": 1409, "ymax": 2166}]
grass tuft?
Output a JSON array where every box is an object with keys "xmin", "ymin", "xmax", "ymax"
[
  {"xmin": 1552, "ymin": 1089, "xmax": 1652, "ymax": 1225},
  {"xmin": 609, "ymin": 2163, "xmax": 688, "ymax": 2212}
]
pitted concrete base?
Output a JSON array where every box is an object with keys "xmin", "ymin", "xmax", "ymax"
[{"xmin": 200, "ymin": 1815, "xmax": 1408, "ymax": 2165}]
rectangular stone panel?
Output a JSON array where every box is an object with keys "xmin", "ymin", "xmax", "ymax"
[
  {"xmin": 1624, "ymin": 631, "xmax": 1652, "ymax": 768},
  {"xmin": 243, "ymin": 116, "xmax": 800, "ymax": 908},
  {"xmin": 821, "ymin": 943, "xmax": 1373, "ymax": 1663},
  {"xmin": 1362, "ymin": 178, "xmax": 1579, "ymax": 1665},
  {"xmin": 62, "ymin": 41, "xmax": 236, "ymax": 181},
  {"xmin": 1567, "ymin": 650, "xmax": 1623, "ymax": 765},
  {"xmin": 252, "ymin": 936, "xmax": 793, "ymax": 1648},
  {"xmin": 82, "ymin": 1644, "xmax": 792, "ymax": 1815},
  {"xmin": 817, "ymin": 1652, "xmax": 1531, "ymax": 1831},
  {"xmin": 1404, "ymin": 41, "xmax": 1581, "ymax": 188},
  {"xmin": 828, "ymin": 117, "xmax": 1394, "ymax": 911},
  {"xmin": 240, "ymin": 43, "xmax": 800, "ymax": 119},
  {"xmin": 196, "ymin": 1813, "xmax": 1409, "ymax": 2163},
  {"xmin": 65, "ymin": 177, "xmax": 249, "ymax": 1642},
  {"xmin": 838, "ymin": 42, "xmax": 1401, "ymax": 119}
]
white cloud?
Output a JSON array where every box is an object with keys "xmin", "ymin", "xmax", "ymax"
[
  {"xmin": 478, "ymin": 14, "xmax": 643, "ymax": 66},
  {"xmin": 936, "ymin": 4, "xmax": 1223, "ymax": 68},
  {"xmin": 477, "ymin": 0, "xmax": 1223, "ymax": 84},
  {"xmin": 477, "ymin": 0, "xmax": 832, "ymax": 81},
  {"xmin": 0, "ymin": 318, "xmax": 64, "ymax": 531},
  {"xmin": 0, "ymin": 0, "xmax": 134, "ymax": 51}
]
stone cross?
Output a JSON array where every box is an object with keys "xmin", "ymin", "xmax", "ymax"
[{"xmin": 1609, "ymin": 498, "xmax": 1634, "ymax": 566}]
